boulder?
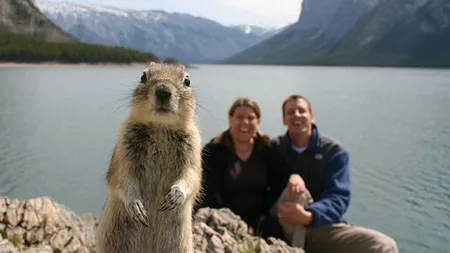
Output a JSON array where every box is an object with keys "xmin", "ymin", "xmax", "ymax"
[{"xmin": 0, "ymin": 196, "xmax": 302, "ymax": 253}]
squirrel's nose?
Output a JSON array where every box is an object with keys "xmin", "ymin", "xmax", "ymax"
[{"xmin": 155, "ymin": 85, "xmax": 171, "ymax": 100}]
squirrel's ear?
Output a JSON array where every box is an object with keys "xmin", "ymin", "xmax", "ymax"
[
  {"xmin": 176, "ymin": 64, "xmax": 186, "ymax": 72},
  {"xmin": 140, "ymin": 68, "xmax": 148, "ymax": 83},
  {"xmin": 183, "ymin": 71, "xmax": 190, "ymax": 86}
]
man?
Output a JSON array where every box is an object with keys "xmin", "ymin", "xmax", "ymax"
[{"xmin": 269, "ymin": 94, "xmax": 399, "ymax": 253}]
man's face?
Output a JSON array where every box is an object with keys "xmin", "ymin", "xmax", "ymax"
[{"xmin": 283, "ymin": 98, "xmax": 314, "ymax": 135}]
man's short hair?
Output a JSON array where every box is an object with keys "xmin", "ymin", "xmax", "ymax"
[{"xmin": 282, "ymin": 95, "xmax": 312, "ymax": 117}]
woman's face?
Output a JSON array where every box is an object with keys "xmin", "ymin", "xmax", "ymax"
[{"xmin": 229, "ymin": 105, "xmax": 260, "ymax": 143}]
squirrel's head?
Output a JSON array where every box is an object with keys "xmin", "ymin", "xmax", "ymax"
[{"xmin": 131, "ymin": 62, "xmax": 196, "ymax": 127}]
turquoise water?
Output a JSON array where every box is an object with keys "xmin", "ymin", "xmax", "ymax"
[{"xmin": 0, "ymin": 64, "xmax": 449, "ymax": 253}]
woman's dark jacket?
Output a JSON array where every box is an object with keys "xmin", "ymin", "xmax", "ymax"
[{"xmin": 194, "ymin": 129, "xmax": 288, "ymax": 230}]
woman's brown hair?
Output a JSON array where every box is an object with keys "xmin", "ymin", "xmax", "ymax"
[{"xmin": 228, "ymin": 97, "xmax": 261, "ymax": 119}]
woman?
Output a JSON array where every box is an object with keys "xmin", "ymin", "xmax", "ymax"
[{"xmin": 196, "ymin": 97, "xmax": 287, "ymax": 236}]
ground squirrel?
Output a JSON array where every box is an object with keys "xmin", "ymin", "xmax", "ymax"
[{"xmin": 96, "ymin": 62, "xmax": 203, "ymax": 253}]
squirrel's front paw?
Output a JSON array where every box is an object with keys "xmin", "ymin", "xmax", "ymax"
[
  {"xmin": 126, "ymin": 199, "xmax": 150, "ymax": 227},
  {"xmin": 158, "ymin": 185, "xmax": 186, "ymax": 211}
]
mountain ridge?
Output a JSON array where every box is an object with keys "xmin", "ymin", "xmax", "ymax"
[
  {"xmin": 0, "ymin": 0, "xmax": 78, "ymax": 43},
  {"xmin": 0, "ymin": 0, "xmax": 161, "ymax": 65},
  {"xmin": 34, "ymin": 0, "xmax": 281, "ymax": 64},
  {"xmin": 222, "ymin": 0, "xmax": 450, "ymax": 68},
  {"xmin": 221, "ymin": 0, "xmax": 380, "ymax": 65}
]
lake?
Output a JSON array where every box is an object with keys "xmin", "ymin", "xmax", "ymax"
[{"xmin": 0, "ymin": 63, "xmax": 449, "ymax": 253}]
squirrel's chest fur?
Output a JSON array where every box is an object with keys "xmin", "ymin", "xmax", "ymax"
[{"xmin": 122, "ymin": 122, "xmax": 195, "ymax": 184}]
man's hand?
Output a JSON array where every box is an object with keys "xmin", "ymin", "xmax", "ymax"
[
  {"xmin": 288, "ymin": 174, "xmax": 305, "ymax": 199},
  {"xmin": 276, "ymin": 202, "xmax": 313, "ymax": 226}
]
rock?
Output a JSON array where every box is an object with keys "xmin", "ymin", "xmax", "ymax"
[
  {"xmin": 0, "ymin": 196, "xmax": 303, "ymax": 252},
  {"xmin": 193, "ymin": 208, "xmax": 305, "ymax": 253},
  {"xmin": 24, "ymin": 245, "xmax": 53, "ymax": 253},
  {"xmin": 207, "ymin": 235, "xmax": 224, "ymax": 253},
  {"xmin": 0, "ymin": 197, "xmax": 9, "ymax": 222},
  {"xmin": 5, "ymin": 199, "xmax": 22, "ymax": 227},
  {"xmin": 0, "ymin": 239, "xmax": 16, "ymax": 253},
  {"xmin": 0, "ymin": 196, "xmax": 98, "ymax": 253},
  {"xmin": 24, "ymin": 228, "xmax": 45, "ymax": 244}
]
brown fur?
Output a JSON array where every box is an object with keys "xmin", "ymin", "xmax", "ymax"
[{"xmin": 96, "ymin": 62, "xmax": 202, "ymax": 253}]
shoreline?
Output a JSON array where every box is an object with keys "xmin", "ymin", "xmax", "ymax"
[{"xmin": 0, "ymin": 61, "xmax": 146, "ymax": 68}]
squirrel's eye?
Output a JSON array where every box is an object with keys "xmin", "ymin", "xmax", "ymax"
[
  {"xmin": 140, "ymin": 72, "xmax": 147, "ymax": 83},
  {"xmin": 184, "ymin": 77, "xmax": 190, "ymax": 86}
]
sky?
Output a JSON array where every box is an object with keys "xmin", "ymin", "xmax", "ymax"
[{"xmin": 42, "ymin": 0, "xmax": 303, "ymax": 28}]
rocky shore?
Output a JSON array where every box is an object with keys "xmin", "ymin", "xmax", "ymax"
[{"xmin": 0, "ymin": 196, "xmax": 302, "ymax": 253}]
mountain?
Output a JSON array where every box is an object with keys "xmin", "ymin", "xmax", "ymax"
[
  {"xmin": 34, "ymin": 0, "xmax": 280, "ymax": 64},
  {"xmin": 309, "ymin": 0, "xmax": 450, "ymax": 67},
  {"xmin": 375, "ymin": 0, "xmax": 450, "ymax": 67},
  {"xmin": 223, "ymin": 0, "xmax": 450, "ymax": 68},
  {"xmin": 0, "ymin": 0, "xmax": 78, "ymax": 43},
  {"xmin": 221, "ymin": 0, "xmax": 380, "ymax": 65},
  {"xmin": 0, "ymin": 0, "xmax": 160, "ymax": 65}
]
